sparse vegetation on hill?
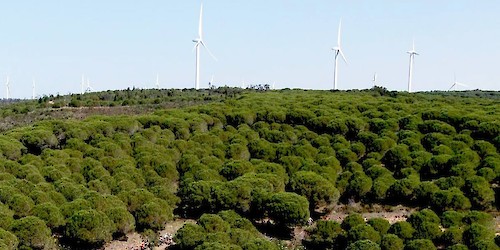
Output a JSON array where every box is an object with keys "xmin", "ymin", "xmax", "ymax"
[{"xmin": 0, "ymin": 87, "xmax": 498, "ymax": 249}]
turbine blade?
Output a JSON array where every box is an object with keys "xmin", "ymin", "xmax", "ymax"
[
  {"xmin": 198, "ymin": 3, "xmax": 203, "ymax": 38},
  {"xmin": 201, "ymin": 41, "xmax": 217, "ymax": 61},
  {"xmin": 449, "ymin": 83, "xmax": 456, "ymax": 91},
  {"xmin": 337, "ymin": 19, "xmax": 342, "ymax": 46},
  {"xmin": 339, "ymin": 49, "xmax": 348, "ymax": 64}
]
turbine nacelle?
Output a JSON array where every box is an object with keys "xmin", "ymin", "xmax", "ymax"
[
  {"xmin": 193, "ymin": 38, "xmax": 201, "ymax": 43},
  {"xmin": 407, "ymin": 39, "xmax": 419, "ymax": 55},
  {"xmin": 333, "ymin": 48, "xmax": 347, "ymax": 64}
]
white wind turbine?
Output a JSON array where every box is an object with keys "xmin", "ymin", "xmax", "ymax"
[
  {"xmin": 372, "ymin": 72, "xmax": 377, "ymax": 87},
  {"xmin": 332, "ymin": 20, "xmax": 348, "ymax": 90},
  {"xmin": 32, "ymin": 78, "xmax": 36, "ymax": 100},
  {"xmin": 407, "ymin": 40, "xmax": 419, "ymax": 92},
  {"xmin": 5, "ymin": 76, "xmax": 10, "ymax": 99},
  {"xmin": 86, "ymin": 78, "xmax": 94, "ymax": 93},
  {"xmin": 209, "ymin": 74, "xmax": 214, "ymax": 88},
  {"xmin": 449, "ymin": 74, "xmax": 468, "ymax": 91},
  {"xmin": 193, "ymin": 3, "xmax": 216, "ymax": 90},
  {"xmin": 81, "ymin": 74, "xmax": 85, "ymax": 94},
  {"xmin": 156, "ymin": 74, "xmax": 160, "ymax": 89}
]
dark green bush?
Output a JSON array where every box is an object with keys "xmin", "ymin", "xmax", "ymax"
[
  {"xmin": 11, "ymin": 216, "xmax": 56, "ymax": 249},
  {"xmin": 380, "ymin": 234, "xmax": 403, "ymax": 250},
  {"xmin": 64, "ymin": 209, "xmax": 114, "ymax": 247},
  {"xmin": 404, "ymin": 239, "xmax": 436, "ymax": 250},
  {"xmin": 266, "ymin": 192, "xmax": 310, "ymax": 226}
]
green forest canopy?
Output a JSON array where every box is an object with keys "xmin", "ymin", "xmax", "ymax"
[{"xmin": 0, "ymin": 88, "xmax": 498, "ymax": 249}]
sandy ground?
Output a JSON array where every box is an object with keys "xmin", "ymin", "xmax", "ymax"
[
  {"xmin": 154, "ymin": 219, "xmax": 196, "ymax": 250},
  {"xmin": 285, "ymin": 205, "xmax": 415, "ymax": 248},
  {"xmin": 104, "ymin": 233, "xmax": 143, "ymax": 250},
  {"xmin": 105, "ymin": 206, "xmax": 499, "ymax": 249},
  {"xmin": 104, "ymin": 219, "xmax": 195, "ymax": 250},
  {"xmin": 323, "ymin": 205, "xmax": 414, "ymax": 224}
]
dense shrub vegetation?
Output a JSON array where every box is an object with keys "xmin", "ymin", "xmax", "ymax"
[
  {"xmin": 0, "ymin": 88, "xmax": 498, "ymax": 249},
  {"xmin": 302, "ymin": 210, "xmax": 497, "ymax": 249}
]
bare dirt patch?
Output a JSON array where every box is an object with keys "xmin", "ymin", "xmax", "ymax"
[
  {"xmin": 286, "ymin": 204, "xmax": 416, "ymax": 248},
  {"xmin": 104, "ymin": 219, "xmax": 195, "ymax": 250},
  {"xmin": 323, "ymin": 204, "xmax": 415, "ymax": 224}
]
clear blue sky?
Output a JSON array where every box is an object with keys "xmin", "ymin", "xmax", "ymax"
[{"xmin": 1, "ymin": 1, "xmax": 499, "ymax": 98}]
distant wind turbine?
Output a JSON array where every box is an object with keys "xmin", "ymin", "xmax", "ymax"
[
  {"xmin": 209, "ymin": 74, "xmax": 214, "ymax": 88},
  {"xmin": 81, "ymin": 74, "xmax": 85, "ymax": 94},
  {"xmin": 407, "ymin": 40, "xmax": 419, "ymax": 92},
  {"xmin": 156, "ymin": 74, "xmax": 160, "ymax": 89},
  {"xmin": 5, "ymin": 76, "xmax": 10, "ymax": 99},
  {"xmin": 86, "ymin": 78, "xmax": 94, "ymax": 93},
  {"xmin": 449, "ymin": 74, "xmax": 468, "ymax": 91},
  {"xmin": 332, "ymin": 19, "xmax": 348, "ymax": 90},
  {"xmin": 193, "ymin": 3, "xmax": 216, "ymax": 90},
  {"xmin": 32, "ymin": 78, "xmax": 36, "ymax": 100},
  {"xmin": 372, "ymin": 72, "xmax": 377, "ymax": 87}
]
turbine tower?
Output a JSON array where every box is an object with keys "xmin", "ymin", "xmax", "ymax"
[
  {"xmin": 407, "ymin": 40, "xmax": 419, "ymax": 92},
  {"xmin": 332, "ymin": 20, "xmax": 347, "ymax": 90},
  {"xmin": 193, "ymin": 3, "xmax": 216, "ymax": 90},
  {"xmin": 5, "ymin": 76, "xmax": 10, "ymax": 99},
  {"xmin": 372, "ymin": 72, "xmax": 377, "ymax": 87}
]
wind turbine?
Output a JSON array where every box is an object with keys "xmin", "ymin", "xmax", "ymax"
[
  {"xmin": 193, "ymin": 3, "xmax": 216, "ymax": 90},
  {"xmin": 85, "ymin": 78, "xmax": 94, "ymax": 93},
  {"xmin": 372, "ymin": 72, "xmax": 377, "ymax": 87},
  {"xmin": 81, "ymin": 74, "xmax": 85, "ymax": 94},
  {"xmin": 449, "ymin": 74, "xmax": 468, "ymax": 91},
  {"xmin": 5, "ymin": 76, "xmax": 10, "ymax": 99},
  {"xmin": 209, "ymin": 74, "xmax": 214, "ymax": 88},
  {"xmin": 32, "ymin": 78, "xmax": 36, "ymax": 100},
  {"xmin": 332, "ymin": 20, "xmax": 347, "ymax": 90},
  {"xmin": 156, "ymin": 74, "xmax": 160, "ymax": 89},
  {"xmin": 407, "ymin": 40, "xmax": 419, "ymax": 92}
]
